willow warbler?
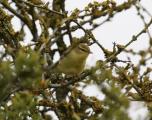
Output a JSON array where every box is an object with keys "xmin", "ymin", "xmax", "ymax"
[
  {"xmin": 55, "ymin": 43, "xmax": 91, "ymax": 75},
  {"xmin": 54, "ymin": 43, "xmax": 91, "ymax": 101}
]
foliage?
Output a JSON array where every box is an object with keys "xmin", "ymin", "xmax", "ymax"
[{"xmin": 0, "ymin": 0, "xmax": 152, "ymax": 120}]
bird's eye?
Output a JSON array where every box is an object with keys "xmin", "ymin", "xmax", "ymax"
[
  {"xmin": 79, "ymin": 47, "xmax": 86, "ymax": 52},
  {"xmin": 78, "ymin": 44, "xmax": 89, "ymax": 53}
]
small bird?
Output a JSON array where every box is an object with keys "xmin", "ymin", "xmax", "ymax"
[
  {"xmin": 55, "ymin": 43, "xmax": 91, "ymax": 75},
  {"xmin": 54, "ymin": 43, "xmax": 91, "ymax": 101}
]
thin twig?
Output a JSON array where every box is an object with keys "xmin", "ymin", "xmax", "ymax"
[
  {"xmin": 114, "ymin": 64, "xmax": 144, "ymax": 99},
  {"xmin": 21, "ymin": 0, "xmax": 65, "ymax": 16},
  {"xmin": 49, "ymin": 71, "xmax": 91, "ymax": 88}
]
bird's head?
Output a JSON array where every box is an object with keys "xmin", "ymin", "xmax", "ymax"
[{"xmin": 75, "ymin": 43, "xmax": 92, "ymax": 56}]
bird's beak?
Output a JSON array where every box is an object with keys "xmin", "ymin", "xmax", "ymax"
[{"xmin": 89, "ymin": 51, "xmax": 92, "ymax": 54}]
